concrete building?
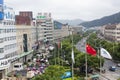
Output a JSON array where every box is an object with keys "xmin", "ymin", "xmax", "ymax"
[
  {"xmin": 36, "ymin": 13, "xmax": 53, "ymax": 43},
  {"xmin": 53, "ymin": 21, "xmax": 63, "ymax": 41},
  {"xmin": 19, "ymin": 11, "xmax": 33, "ymax": 20},
  {"xmin": 53, "ymin": 21, "xmax": 73, "ymax": 42},
  {"xmin": 15, "ymin": 11, "xmax": 35, "ymax": 63},
  {"xmin": 0, "ymin": 4, "xmax": 18, "ymax": 79},
  {"xmin": 104, "ymin": 23, "xmax": 120, "ymax": 42},
  {"xmin": 61, "ymin": 24, "xmax": 73, "ymax": 38},
  {"xmin": 72, "ymin": 26, "xmax": 83, "ymax": 34}
]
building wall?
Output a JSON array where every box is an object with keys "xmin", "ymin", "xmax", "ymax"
[
  {"xmin": 16, "ymin": 25, "xmax": 33, "ymax": 55},
  {"xmin": 53, "ymin": 29, "xmax": 62, "ymax": 41},
  {"xmin": 104, "ymin": 24, "xmax": 120, "ymax": 42},
  {"xmin": 0, "ymin": 5, "xmax": 18, "ymax": 59},
  {"xmin": 61, "ymin": 25, "xmax": 72, "ymax": 38},
  {"xmin": 15, "ymin": 15, "xmax": 31, "ymax": 25},
  {"xmin": 19, "ymin": 11, "xmax": 33, "ymax": 19},
  {"xmin": 31, "ymin": 20, "xmax": 37, "ymax": 47},
  {"xmin": 36, "ymin": 13, "xmax": 53, "ymax": 42},
  {"xmin": 0, "ymin": 5, "xmax": 18, "ymax": 79},
  {"xmin": 72, "ymin": 26, "xmax": 82, "ymax": 34}
]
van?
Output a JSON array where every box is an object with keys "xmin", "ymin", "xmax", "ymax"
[{"xmin": 13, "ymin": 63, "xmax": 23, "ymax": 71}]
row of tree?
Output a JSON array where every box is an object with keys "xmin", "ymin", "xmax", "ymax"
[
  {"xmin": 49, "ymin": 33, "xmax": 103, "ymax": 75},
  {"xmin": 32, "ymin": 32, "xmax": 104, "ymax": 80},
  {"xmin": 87, "ymin": 33, "xmax": 120, "ymax": 61}
]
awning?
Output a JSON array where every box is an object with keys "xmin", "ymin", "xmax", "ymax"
[{"xmin": 18, "ymin": 50, "xmax": 33, "ymax": 58}]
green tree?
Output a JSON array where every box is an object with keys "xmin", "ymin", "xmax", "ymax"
[{"xmin": 32, "ymin": 65, "xmax": 65, "ymax": 80}]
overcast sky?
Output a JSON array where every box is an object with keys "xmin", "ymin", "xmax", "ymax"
[{"xmin": 5, "ymin": 0, "xmax": 120, "ymax": 21}]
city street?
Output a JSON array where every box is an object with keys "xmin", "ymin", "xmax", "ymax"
[
  {"xmin": 100, "ymin": 59, "xmax": 120, "ymax": 80},
  {"xmin": 76, "ymin": 38, "xmax": 120, "ymax": 80}
]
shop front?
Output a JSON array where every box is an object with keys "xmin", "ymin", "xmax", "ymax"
[{"xmin": 0, "ymin": 58, "xmax": 10, "ymax": 79}]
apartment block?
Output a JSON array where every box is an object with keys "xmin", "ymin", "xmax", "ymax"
[
  {"xmin": 36, "ymin": 13, "xmax": 53, "ymax": 43},
  {"xmin": 104, "ymin": 23, "xmax": 120, "ymax": 42}
]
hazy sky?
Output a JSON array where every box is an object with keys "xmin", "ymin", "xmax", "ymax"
[{"xmin": 5, "ymin": 0, "xmax": 120, "ymax": 21}]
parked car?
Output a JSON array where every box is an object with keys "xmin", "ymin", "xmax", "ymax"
[{"xmin": 109, "ymin": 66, "xmax": 116, "ymax": 71}]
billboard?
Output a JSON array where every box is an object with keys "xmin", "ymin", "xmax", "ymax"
[
  {"xmin": 0, "ymin": 12, "xmax": 3, "ymax": 19},
  {"xmin": 0, "ymin": 0, "xmax": 3, "ymax": 20},
  {"xmin": 0, "ymin": 0, "xmax": 3, "ymax": 4},
  {"xmin": 54, "ymin": 21, "xmax": 63, "ymax": 29}
]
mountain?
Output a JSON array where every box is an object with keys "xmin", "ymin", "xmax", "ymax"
[
  {"xmin": 80, "ymin": 12, "xmax": 120, "ymax": 28},
  {"xmin": 57, "ymin": 19, "xmax": 84, "ymax": 26}
]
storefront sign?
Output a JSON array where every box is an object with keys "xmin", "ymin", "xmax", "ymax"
[{"xmin": 0, "ymin": 58, "xmax": 10, "ymax": 70}]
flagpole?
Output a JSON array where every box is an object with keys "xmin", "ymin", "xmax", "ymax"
[
  {"xmin": 72, "ymin": 30, "xmax": 74, "ymax": 80},
  {"xmin": 85, "ymin": 43, "xmax": 87, "ymax": 80},
  {"xmin": 61, "ymin": 42, "xmax": 63, "ymax": 66},
  {"xmin": 99, "ymin": 45, "xmax": 101, "ymax": 75},
  {"xmin": 99, "ymin": 42, "xmax": 102, "ymax": 75}
]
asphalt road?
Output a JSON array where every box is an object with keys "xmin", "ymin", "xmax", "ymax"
[{"xmin": 100, "ymin": 59, "xmax": 120, "ymax": 80}]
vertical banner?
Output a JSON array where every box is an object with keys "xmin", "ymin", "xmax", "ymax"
[{"xmin": 0, "ymin": 0, "xmax": 3, "ymax": 20}]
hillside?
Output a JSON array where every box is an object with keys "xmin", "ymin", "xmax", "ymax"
[
  {"xmin": 80, "ymin": 12, "xmax": 120, "ymax": 27},
  {"xmin": 58, "ymin": 19, "xmax": 84, "ymax": 26}
]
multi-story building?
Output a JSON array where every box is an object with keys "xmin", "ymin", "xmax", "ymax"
[
  {"xmin": 19, "ymin": 11, "xmax": 33, "ymax": 20},
  {"xmin": 36, "ymin": 13, "xmax": 53, "ymax": 43},
  {"xmin": 15, "ymin": 11, "xmax": 35, "ymax": 63},
  {"xmin": 104, "ymin": 23, "xmax": 120, "ymax": 42},
  {"xmin": 0, "ymin": 3, "xmax": 18, "ymax": 79},
  {"xmin": 53, "ymin": 21, "xmax": 63, "ymax": 41},
  {"xmin": 72, "ymin": 26, "xmax": 83, "ymax": 34},
  {"xmin": 53, "ymin": 21, "xmax": 73, "ymax": 42},
  {"xmin": 61, "ymin": 24, "xmax": 72, "ymax": 38}
]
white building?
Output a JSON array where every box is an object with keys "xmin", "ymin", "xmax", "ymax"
[
  {"xmin": 36, "ymin": 13, "xmax": 53, "ymax": 42},
  {"xmin": 0, "ymin": 5, "xmax": 18, "ymax": 79},
  {"xmin": 104, "ymin": 23, "xmax": 120, "ymax": 42}
]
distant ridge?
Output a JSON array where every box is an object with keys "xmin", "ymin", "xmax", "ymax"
[
  {"xmin": 57, "ymin": 19, "xmax": 84, "ymax": 26},
  {"xmin": 80, "ymin": 12, "xmax": 120, "ymax": 27}
]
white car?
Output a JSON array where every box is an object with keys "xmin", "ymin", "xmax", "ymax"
[
  {"xmin": 13, "ymin": 63, "xmax": 23, "ymax": 71},
  {"xmin": 117, "ymin": 63, "xmax": 120, "ymax": 67}
]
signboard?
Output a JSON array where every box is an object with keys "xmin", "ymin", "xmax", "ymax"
[
  {"xmin": 0, "ymin": 4, "xmax": 3, "ymax": 12},
  {"xmin": 37, "ymin": 16, "xmax": 46, "ymax": 19},
  {"xmin": 0, "ymin": 12, "xmax": 3, "ymax": 19},
  {"xmin": 0, "ymin": 56, "xmax": 18, "ymax": 70},
  {"xmin": 0, "ymin": 0, "xmax": 3, "ymax": 20},
  {"xmin": 4, "ymin": 11, "xmax": 14, "ymax": 19},
  {"xmin": 0, "ymin": 0, "xmax": 3, "ymax": 4},
  {"xmin": 4, "ymin": 6, "xmax": 15, "ymax": 20},
  {"xmin": 0, "ymin": 58, "xmax": 10, "ymax": 70}
]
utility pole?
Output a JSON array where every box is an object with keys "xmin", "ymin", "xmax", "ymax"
[{"xmin": 72, "ymin": 30, "xmax": 74, "ymax": 80}]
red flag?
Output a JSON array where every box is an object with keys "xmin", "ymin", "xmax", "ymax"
[{"xmin": 86, "ymin": 44, "xmax": 96, "ymax": 56}]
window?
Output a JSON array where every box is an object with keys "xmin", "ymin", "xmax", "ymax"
[
  {"xmin": 0, "ymin": 38, "xmax": 3, "ymax": 43},
  {"xmin": 0, "ymin": 48, "xmax": 4, "ymax": 53}
]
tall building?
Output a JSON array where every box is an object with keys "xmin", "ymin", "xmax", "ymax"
[
  {"xmin": 0, "ymin": 3, "xmax": 18, "ymax": 79},
  {"xmin": 15, "ymin": 11, "xmax": 35, "ymax": 63},
  {"xmin": 36, "ymin": 13, "xmax": 53, "ymax": 43},
  {"xmin": 61, "ymin": 24, "xmax": 72, "ymax": 38}
]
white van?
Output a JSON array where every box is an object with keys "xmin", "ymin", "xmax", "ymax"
[{"xmin": 13, "ymin": 63, "xmax": 23, "ymax": 71}]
